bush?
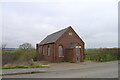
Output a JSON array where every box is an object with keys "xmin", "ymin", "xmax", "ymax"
[
  {"xmin": 15, "ymin": 49, "xmax": 37, "ymax": 61},
  {"xmin": 3, "ymin": 49, "xmax": 37, "ymax": 62}
]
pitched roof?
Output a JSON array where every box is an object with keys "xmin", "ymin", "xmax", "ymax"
[{"xmin": 39, "ymin": 26, "xmax": 71, "ymax": 45}]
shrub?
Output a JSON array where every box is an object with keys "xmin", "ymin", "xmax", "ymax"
[
  {"xmin": 3, "ymin": 49, "xmax": 37, "ymax": 62},
  {"xmin": 15, "ymin": 49, "xmax": 37, "ymax": 61}
]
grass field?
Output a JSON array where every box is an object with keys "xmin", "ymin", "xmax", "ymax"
[
  {"xmin": 2, "ymin": 48, "xmax": 119, "ymax": 63},
  {"xmin": 85, "ymin": 48, "xmax": 119, "ymax": 62},
  {"xmin": 2, "ymin": 49, "xmax": 37, "ymax": 62}
]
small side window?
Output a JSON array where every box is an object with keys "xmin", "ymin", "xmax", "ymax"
[
  {"xmin": 42, "ymin": 47, "xmax": 44, "ymax": 55},
  {"xmin": 38, "ymin": 47, "xmax": 41, "ymax": 54},
  {"xmin": 68, "ymin": 32, "xmax": 72, "ymax": 35}
]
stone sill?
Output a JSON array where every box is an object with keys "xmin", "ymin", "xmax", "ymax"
[{"xmin": 59, "ymin": 56, "xmax": 64, "ymax": 57}]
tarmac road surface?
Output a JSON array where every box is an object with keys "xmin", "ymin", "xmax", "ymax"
[{"xmin": 2, "ymin": 61, "xmax": 118, "ymax": 78}]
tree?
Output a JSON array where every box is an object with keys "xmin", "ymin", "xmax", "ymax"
[
  {"xmin": 19, "ymin": 43, "xmax": 33, "ymax": 50},
  {"xmin": 2, "ymin": 43, "xmax": 7, "ymax": 49},
  {"xmin": 1, "ymin": 43, "xmax": 7, "ymax": 54}
]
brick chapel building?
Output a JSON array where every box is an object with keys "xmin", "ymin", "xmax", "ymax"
[{"xmin": 36, "ymin": 26, "xmax": 85, "ymax": 62}]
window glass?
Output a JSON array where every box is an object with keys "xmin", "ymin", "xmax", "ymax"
[
  {"xmin": 39, "ymin": 47, "xmax": 41, "ymax": 54},
  {"xmin": 68, "ymin": 32, "xmax": 72, "ymax": 35},
  {"xmin": 48, "ymin": 47, "xmax": 50, "ymax": 56},
  {"xmin": 42, "ymin": 47, "xmax": 44, "ymax": 55},
  {"xmin": 59, "ymin": 46, "xmax": 63, "ymax": 57}
]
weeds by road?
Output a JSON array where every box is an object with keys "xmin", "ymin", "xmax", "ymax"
[{"xmin": 0, "ymin": 65, "xmax": 49, "ymax": 69}]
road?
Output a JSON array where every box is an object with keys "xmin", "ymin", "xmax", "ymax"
[{"xmin": 2, "ymin": 61, "xmax": 118, "ymax": 78}]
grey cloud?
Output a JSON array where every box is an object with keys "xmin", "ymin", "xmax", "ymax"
[{"xmin": 1, "ymin": 0, "xmax": 118, "ymax": 48}]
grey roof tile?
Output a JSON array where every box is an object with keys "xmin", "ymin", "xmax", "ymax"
[{"xmin": 39, "ymin": 26, "xmax": 70, "ymax": 45}]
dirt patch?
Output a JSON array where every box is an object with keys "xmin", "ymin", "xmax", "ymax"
[
  {"xmin": 2, "ymin": 61, "xmax": 51, "ymax": 67},
  {"xmin": 3, "ymin": 61, "xmax": 41, "ymax": 67},
  {"xmin": 49, "ymin": 60, "xmax": 95, "ymax": 67},
  {"xmin": 2, "ymin": 60, "xmax": 94, "ymax": 68}
]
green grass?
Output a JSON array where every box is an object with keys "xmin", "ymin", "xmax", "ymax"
[
  {"xmin": 30, "ymin": 66, "xmax": 49, "ymax": 68},
  {"xmin": 3, "ymin": 49, "xmax": 37, "ymax": 61},
  {"xmin": 70, "ymin": 61, "xmax": 76, "ymax": 63},
  {"xmin": 85, "ymin": 48, "xmax": 119, "ymax": 62},
  {"xmin": 2, "ymin": 50, "xmax": 18, "ymax": 54},
  {"xmin": 3, "ymin": 48, "xmax": 119, "ymax": 63},
  {"xmin": 0, "ymin": 65, "xmax": 49, "ymax": 69}
]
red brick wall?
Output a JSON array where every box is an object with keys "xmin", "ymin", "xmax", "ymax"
[
  {"xmin": 66, "ymin": 49, "xmax": 74, "ymax": 62},
  {"xmin": 55, "ymin": 27, "xmax": 85, "ymax": 62},
  {"xmin": 38, "ymin": 44, "xmax": 55, "ymax": 62}
]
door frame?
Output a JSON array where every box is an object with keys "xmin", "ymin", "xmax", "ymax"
[{"xmin": 75, "ymin": 46, "xmax": 81, "ymax": 62}]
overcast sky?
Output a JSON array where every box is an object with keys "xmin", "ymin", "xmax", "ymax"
[{"xmin": 1, "ymin": 0, "xmax": 119, "ymax": 48}]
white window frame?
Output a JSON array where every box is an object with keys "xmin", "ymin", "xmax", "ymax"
[
  {"xmin": 58, "ymin": 46, "xmax": 64, "ymax": 57},
  {"xmin": 68, "ymin": 32, "xmax": 73, "ymax": 35},
  {"xmin": 48, "ymin": 47, "xmax": 50, "ymax": 56},
  {"xmin": 76, "ymin": 46, "xmax": 81, "ymax": 48}
]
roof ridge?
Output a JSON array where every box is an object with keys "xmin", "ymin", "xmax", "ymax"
[{"xmin": 47, "ymin": 26, "xmax": 70, "ymax": 36}]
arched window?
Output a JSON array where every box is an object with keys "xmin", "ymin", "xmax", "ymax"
[
  {"xmin": 42, "ymin": 47, "xmax": 44, "ymax": 55},
  {"xmin": 58, "ymin": 46, "xmax": 63, "ymax": 57},
  {"xmin": 38, "ymin": 47, "xmax": 41, "ymax": 54},
  {"xmin": 48, "ymin": 46, "xmax": 50, "ymax": 56}
]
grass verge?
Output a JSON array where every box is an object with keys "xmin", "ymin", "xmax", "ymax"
[
  {"xmin": 85, "ymin": 48, "xmax": 119, "ymax": 62},
  {"xmin": 0, "ymin": 65, "xmax": 49, "ymax": 69}
]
